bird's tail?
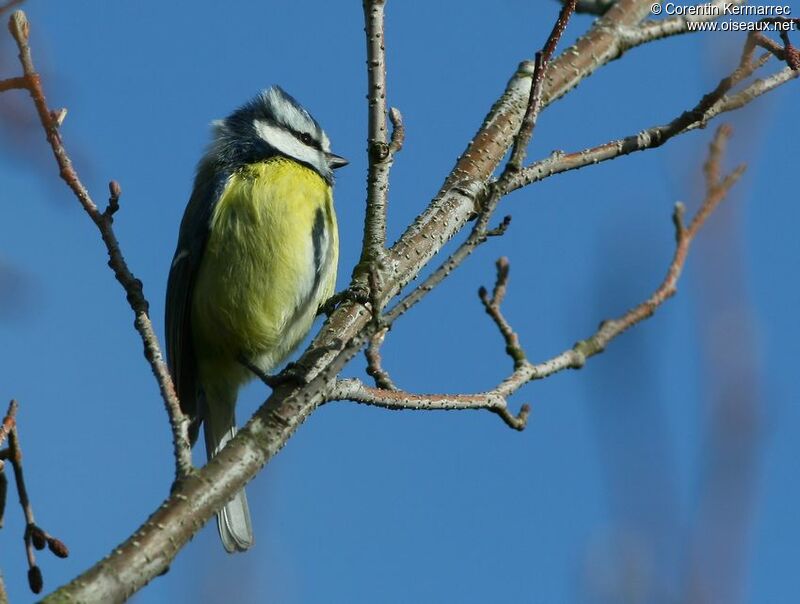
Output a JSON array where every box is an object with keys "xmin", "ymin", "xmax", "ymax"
[{"xmin": 204, "ymin": 411, "xmax": 254, "ymax": 553}]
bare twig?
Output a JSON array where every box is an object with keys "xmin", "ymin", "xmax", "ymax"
[
  {"xmin": 329, "ymin": 378, "xmax": 531, "ymax": 431},
  {"xmin": 506, "ymin": 46, "xmax": 774, "ymax": 194},
  {"xmin": 0, "ymin": 401, "xmax": 70, "ymax": 595},
  {"xmin": 4, "ymin": 11, "xmax": 193, "ymax": 480},
  {"xmin": 507, "ymin": 0, "xmax": 577, "ymax": 171},
  {"xmin": 365, "ymin": 327, "xmax": 397, "ymax": 390},
  {"xmin": 478, "ymin": 258, "xmax": 526, "ymax": 368},
  {"xmin": 387, "ymin": 107, "xmax": 404, "ymax": 154},
  {"xmin": 748, "ymin": 18, "xmax": 800, "ymax": 70},
  {"xmin": 0, "ymin": 75, "xmax": 27, "ymax": 92},
  {"xmin": 619, "ymin": 1, "xmax": 748, "ymax": 49}
]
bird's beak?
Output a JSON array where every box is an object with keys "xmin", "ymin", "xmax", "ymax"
[{"xmin": 327, "ymin": 153, "xmax": 349, "ymax": 170}]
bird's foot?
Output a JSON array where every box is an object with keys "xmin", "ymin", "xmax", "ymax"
[
  {"xmin": 267, "ymin": 362, "xmax": 308, "ymax": 387},
  {"xmin": 239, "ymin": 356, "xmax": 307, "ymax": 389},
  {"xmin": 318, "ymin": 284, "xmax": 371, "ymax": 317}
]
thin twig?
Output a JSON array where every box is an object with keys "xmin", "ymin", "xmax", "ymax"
[
  {"xmin": 387, "ymin": 107, "xmax": 404, "ymax": 154},
  {"xmin": 0, "ymin": 401, "xmax": 70, "ymax": 595},
  {"xmin": 478, "ymin": 258, "xmax": 526, "ymax": 369},
  {"xmin": 329, "ymin": 378, "xmax": 530, "ymax": 431},
  {"xmin": 9, "ymin": 421, "xmax": 42, "ymax": 594},
  {"xmin": 505, "ymin": 47, "xmax": 774, "ymax": 194},
  {"xmin": 4, "ymin": 11, "xmax": 193, "ymax": 480},
  {"xmin": 364, "ymin": 327, "xmax": 397, "ymax": 390},
  {"xmin": 619, "ymin": 1, "xmax": 748, "ymax": 49},
  {"xmin": 507, "ymin": 0, "xmax": 577, "ymax": 171},
  {"xmin": 748, "ymin": 18, "xmax": 800, "ymax": 70},
  {"xmin": 0, "ymin": 75, "xmax": 27, "ymax": 92}
]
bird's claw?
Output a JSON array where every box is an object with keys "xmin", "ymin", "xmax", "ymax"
[
  {"xmin": 318, "ymin": 285, "xmax": 371, "ymax": 317},
  {"xmin": 239, "ymin": 357, "xmax": 307, "ymax": 388}
]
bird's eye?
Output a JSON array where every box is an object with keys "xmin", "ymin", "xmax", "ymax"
[{"xmin": 300, "ymin": 132, "xmax": 313, "ymax": 145}]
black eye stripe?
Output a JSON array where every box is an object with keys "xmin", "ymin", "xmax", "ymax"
[{"xmin": 294, "ymin": 130, "xmax": 321, "ymax": 150}]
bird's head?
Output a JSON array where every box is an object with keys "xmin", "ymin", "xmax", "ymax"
[{"xmin": 209, "ymin": 86, "xmax": 348, "ymax": 182}]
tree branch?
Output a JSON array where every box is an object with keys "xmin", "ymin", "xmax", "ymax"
[
  {"xmin": 618, "ymin": 1, "xmax": 748, "ymax": 49},
  {"xmin": 506, "ymin": 36, "xmax": 791, "ymax": 193},
  {"xmin": 478, "ymin": 257, "xmax": 526, "ymax": 368},
  {"xmin": 358, "ymin": 0, "xmax": 401, "ymax": 280},
  {"xmin": 507, "ymin": 0, "xmax": 577, "ymax": 171},
  {"xmin": 334, "ymin": 125, "xmax": 744, "ymax": 437},
  {"xmin": 329, "ymin": 378, "xmax": 530, "ymax": 431},
  {"xmin": 364, "ymin": 327, "xmax": 398, "ymax": 391},
  {"xmin": 0, "ymin": 401, "xmax": 69, "ymax": 595},
  {"xmin": 4, "ymin": 11, "xmax": 193, "ymax": 481}
]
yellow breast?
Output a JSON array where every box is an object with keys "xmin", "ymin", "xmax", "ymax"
[{"xmin": 192, "ymin": 157, "xmax": 338, "ymax": 385}]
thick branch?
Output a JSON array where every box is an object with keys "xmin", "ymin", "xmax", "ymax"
[{"xmin": 358, "ymin": 0, "xmax": 393, "ymax": 272}]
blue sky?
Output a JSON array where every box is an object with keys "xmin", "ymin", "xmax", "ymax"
[{"xmin": 1, "ymin": 1, "xmax": 798, "ymax": 602}]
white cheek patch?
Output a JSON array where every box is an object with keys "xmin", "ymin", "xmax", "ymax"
[{"xmin": 254, "ymin": 120, "xmax": 321, "ymax": 170}]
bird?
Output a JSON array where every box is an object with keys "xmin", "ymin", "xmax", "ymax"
[{"xmin": 165, "ymin": 86, "xmax": 348, "ymax": 553}]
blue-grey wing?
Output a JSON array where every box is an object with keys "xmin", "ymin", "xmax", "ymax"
[{"xmin": 166, "ymin": 161, "xmax": 227, "ymax": 444}]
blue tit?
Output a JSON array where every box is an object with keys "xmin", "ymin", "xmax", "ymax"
[{"xmin": 166, "ymin": 86, "xmax": 347, "ymax": 553}]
